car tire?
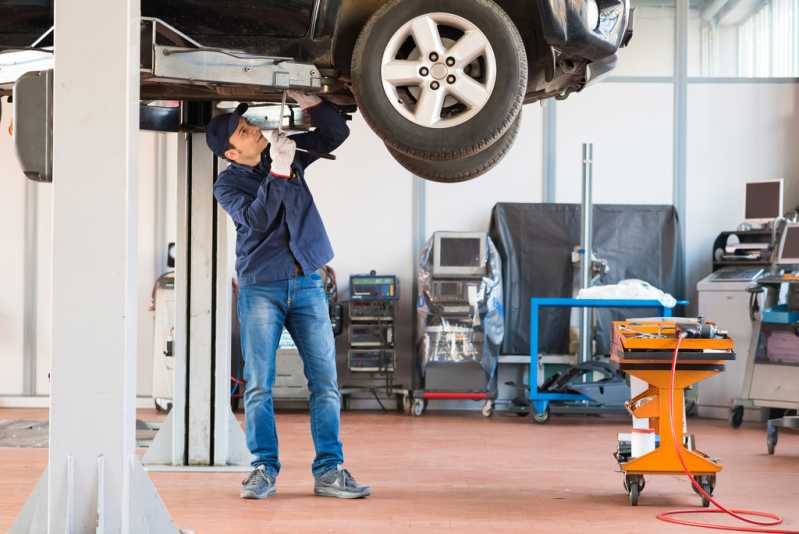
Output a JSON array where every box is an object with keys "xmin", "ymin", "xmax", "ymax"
[
  {"xmin": 387, "ymin": 113, "xmax": 521, "ymax": 183},
  {"xmin": 352, "ymin": 0, "xmax": 527, "ymax": 162}
]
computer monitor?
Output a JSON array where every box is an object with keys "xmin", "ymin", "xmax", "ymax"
[
  {"xmin": 777, "ymin": 224, "xmax": 799, "ymax": 266},
  {"xmin": 745, "ymin": 179, "xmax": 783, "ymax": 224},
  {"xmin": 432, "ymin": 232, "xmax": 487, "ymax": 278}
]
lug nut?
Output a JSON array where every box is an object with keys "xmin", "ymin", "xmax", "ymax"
[
  {"xmin": 446, "ymin": 57, "xmax": 456, "ymax": 66},
  {"xmin": 431, "ymin": 81, "xmax": 440, "ymax": 90},
  {"xmin": 419, "ymin": 67, "xmax": 430, "ymax": 76},
  {"xmin": 429, "ymin": 52, "xmax": 439, "ymax": 62},
  {"xmin": 447, "ymin": 75, "xmax": 456, "ymax": 84}
]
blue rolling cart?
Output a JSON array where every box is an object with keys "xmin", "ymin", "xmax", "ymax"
[{"xmin": 528, "ymin": 297, "xmax": 685, "ymax": 423}]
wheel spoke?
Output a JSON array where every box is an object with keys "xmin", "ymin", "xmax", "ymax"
[
  {"xmin": 446, "ymin": 31, "xmax": 487, "ymax": 67},
  {"xmin": 414, "ymin": 87, "xmax": 446, "ymax": 126},
  {"xmin": 410, "ymin": 15, "xmax": 445, "ymax": 58},
  {"xmin": 448, "ymin": 75, "xmax": 490, "ymax": 110},
  {"xmin": 382, "ymin": 60, "xmax": 423, "ymax": 86}
]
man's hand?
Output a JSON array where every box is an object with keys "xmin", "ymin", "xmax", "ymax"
[
  {"xmin": 287, "ymin": 89, "xmax": 322, "ymax": 110},
  {"xmin": 269, "ymin": 130, "xmax": 296, "ymax": 177}
]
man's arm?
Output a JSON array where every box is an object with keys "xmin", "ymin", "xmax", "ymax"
[
  {"xmin": 290, "ymin": 100, "xmax": 350, "ymax": 168},
  {"xmin": 213, "ymin": 179, "xmax": 276, "ymax": 232}
]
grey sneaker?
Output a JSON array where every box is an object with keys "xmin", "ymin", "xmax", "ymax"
[
  {"xmin": 314, "ymin": 467, "xmax": 371, "ymax": 499},
  {"xmin": 240, "ymin": 465, "xmax": 277, "ymax": 499}
]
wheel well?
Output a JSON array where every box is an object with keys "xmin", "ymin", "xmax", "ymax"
[{"xmin": 331, "ymin": 0, "xmax": 546, "ymax": 79}]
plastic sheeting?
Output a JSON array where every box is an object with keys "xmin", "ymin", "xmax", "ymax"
[
  {"xmin": 416, "ymin": 234, "xmax": 505, "ymax": 385},
  {"xmin": 489, "ymin": 204, "xmax": 683, "ymax": 355}
]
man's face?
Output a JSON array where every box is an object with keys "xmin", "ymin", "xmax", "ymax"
[{"xmin": 225, "ymin": 117, "xmax": 267, "ymax": 162}]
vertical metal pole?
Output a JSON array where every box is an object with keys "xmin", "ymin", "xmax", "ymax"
[
  {"xmin": 411, "ymin": 175, "xmax": 426, "ymax": 391},
  {"xmin": 579, "ymin": 143, "xmax": 594, "ymax": 364},
  {"xmin": 542, "ymin": 101, "xmax": 557, "ymax": 203},
  {"xmin": 674, "ymin": 0, "xmax": 689, "ymax": 303}
]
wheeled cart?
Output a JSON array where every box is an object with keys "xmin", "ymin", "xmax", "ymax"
[{"xmin": 612, "ymin": 319, "xmax": 735, "ymax": 506}]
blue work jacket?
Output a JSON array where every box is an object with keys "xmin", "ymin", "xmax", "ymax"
[{"xmin": 213, "ymin": 102, "xmax": 349, "ymax": 286}]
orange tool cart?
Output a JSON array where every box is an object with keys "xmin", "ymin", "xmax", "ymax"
[{"xmin": 611, "ymin": 319, "xmax": 735, "ymax": 506}]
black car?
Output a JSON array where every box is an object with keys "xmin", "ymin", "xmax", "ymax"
[{"xmin": 4, "ymin": 0, "xmax": 633, "ymax": 182}]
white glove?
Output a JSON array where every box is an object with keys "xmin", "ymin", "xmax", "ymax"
[
  {"xmin": 269, "ymin": 130, "xmax": 296, "ymax": 177},
  {"xmin": 286, "ymin": 89, "xmax": 322, "ymax": 110}
]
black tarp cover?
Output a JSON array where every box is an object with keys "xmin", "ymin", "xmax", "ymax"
[{"xmin": 489, "ymin": 203, "xmax": 683, "ymax": 355}]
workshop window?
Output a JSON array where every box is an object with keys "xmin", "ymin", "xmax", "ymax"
[{"xmin": 692, "ymin": 0, "xmax": 799, "ymax": 77}]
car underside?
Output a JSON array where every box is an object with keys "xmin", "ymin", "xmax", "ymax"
[{"xmin": 1, "ymin": 0, "xmax": 631, "ymax": 182}]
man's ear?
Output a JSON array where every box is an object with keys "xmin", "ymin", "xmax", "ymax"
[{"xmin": 225, "ymin": 148, "xmax": 239, "ymax": 161}]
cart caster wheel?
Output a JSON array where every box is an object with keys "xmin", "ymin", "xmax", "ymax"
[
  {"xmin": 693, "ymin": 475, "xmax": 715, "ymax": 507},
  {"xmin": 629, "ymin": 483, "xmax": 640, "ymax": 506},
  {"xmin": 624, "ymin": 474, "xmax": 645, "ymax": 494},
  {"xmin": 532, "ymin": 405, "xmax": 551, "ymax": 424},
  {"xmin": 154, "ymin": 398, "xmax": 172, "ymax": 414},
  {"xmin": 481, "ymin": 401, "xmax": 494, "ymax": 418},
  {"xmin": 729, "ymin": 406, "xmax": 744, "ymax": 429},
  {"xmin": 767, "ymin": 424, "xmax": 778, "ymax": 455},
  {"xmin": 402, "ymin": 394, "xmax": 412, "ymax": 415},
  {"xmin": 412, "ymin": 398, "xmax": 425, "ymax": 417}
]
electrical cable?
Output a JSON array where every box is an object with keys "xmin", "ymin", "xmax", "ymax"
[{"xmin": 656, "ymin": 334, "xmax": 798, "ymax": 533}]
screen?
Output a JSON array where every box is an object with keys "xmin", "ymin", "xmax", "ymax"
[
  {"xmin": 440, "ymin": 238, "xmax": 481, "ymax": 267},
  {"xmin": 746, "ymin": 182, "xmax": 782, "ymax": 220},
  {"xmin": 782, "ymin": 226, "xmax": 799, "ymax": 261},
  {"xmin": 438, "ymin": 282, "xmax": 461, "ymax": 296}
]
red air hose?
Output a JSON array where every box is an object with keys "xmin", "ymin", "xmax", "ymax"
[{"xmin": 655, "ymin": 335, "xmax": 798, "ymax": 533}]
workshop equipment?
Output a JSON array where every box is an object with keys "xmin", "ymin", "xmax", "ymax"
[
  {"xmin": 151, "ymin": 272, "xmax": 176, "ymax": 413},
  {"xmin": 414, "ymin": 232, "xmax": 504, "ymax": 418},
  {"xmin": 696, "ymin": 267, "xmax": 764, "ymax": 422},
  {"xmin": 339, "ymin": 271, "xmax": 409, "ymax": 412},
  {"xmin": 733, "ymin": 222, "xmax": 799, "ymax": 428},
  {"xmin": 612, "ymin": 318, "xmax": 735, "ymax": 507}
]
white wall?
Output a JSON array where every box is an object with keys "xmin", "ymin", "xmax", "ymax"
[
  {"xmin": 615, "ymin": 5, "xmax": 676, "ymax": 77},
  {"xmin": 0, "ymin": 97, "xmax": 27, "ymax": 394},
  {"xmin": 555, "ymin": 82, "xmax": 674, "ymax": 204}
]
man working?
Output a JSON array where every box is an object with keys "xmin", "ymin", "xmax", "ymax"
[{"xmin": 207, "ymin": 90, "xmax": 370, "ymax": 500}]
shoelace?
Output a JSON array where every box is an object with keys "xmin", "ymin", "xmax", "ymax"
[
  {"xmin": 244, "ymin": 468, "xmax": 271, "ymax": 486},
  {"xmin": 338, "ymin": 469, "xmax": 356, "ymax": 488}
]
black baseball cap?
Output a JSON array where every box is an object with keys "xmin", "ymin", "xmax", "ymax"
[{"xmin": 206, "ymin": 103, "xmax": 249, "ymax": 159}]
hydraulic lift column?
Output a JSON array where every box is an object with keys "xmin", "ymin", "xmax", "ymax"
[{"xmin": 144, "ymin": 105, "xmax": 251, "ymax": 469}]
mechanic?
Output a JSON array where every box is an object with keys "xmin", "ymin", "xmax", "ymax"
[{"xmin": 207, "ymin": 90, "xmax": 370, "ymax": 500}]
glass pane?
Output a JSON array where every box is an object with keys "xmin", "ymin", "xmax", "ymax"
[{"xmin": 689, "ymin": 0, "xmax": 799, "ymax": 77}]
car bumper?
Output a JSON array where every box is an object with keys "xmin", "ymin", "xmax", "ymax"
[{"xmin": 539, "ymin": 0, "xmax": 632, "ymax": 62}]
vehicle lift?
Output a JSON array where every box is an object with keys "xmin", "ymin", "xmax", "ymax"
[
  {"xmin": 1, "ymin": 17, "xmax": 330, "ymax": 532},
  {"xmin": 612, "ymin": 318, "xmax": 735, "ymax": 507}
]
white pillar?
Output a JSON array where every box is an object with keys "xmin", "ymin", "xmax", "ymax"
[{"xmin": 11, "ymin": 0, "xmax": 180, "ymax": 531}]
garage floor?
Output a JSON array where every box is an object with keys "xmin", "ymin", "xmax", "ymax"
[{"xmin": 1, "ymin": 408, "xmax": 798, "ymax": 533}]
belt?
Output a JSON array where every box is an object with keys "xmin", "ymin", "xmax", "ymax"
[{"xmin": 294, "ymin": 262, "xmax": 302, "ymax": 275}]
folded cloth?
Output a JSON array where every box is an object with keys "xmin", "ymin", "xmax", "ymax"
[{"xmin": 577, "ymin": 279, "xmax": 677, "ymax": 308}]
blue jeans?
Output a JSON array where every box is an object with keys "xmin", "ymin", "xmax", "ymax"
[{"xmin": 238, "ymin": 273, "xmax": 343, "ymax": 478}]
